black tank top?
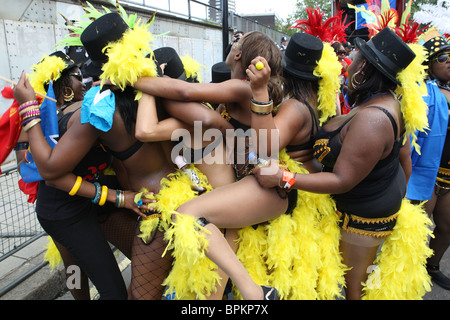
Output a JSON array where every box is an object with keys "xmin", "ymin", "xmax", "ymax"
[
  {"xmin": 36, "ymin": 109, "xmax": 113, "ymax": 221},
  {"xmin": 314, "ymin": 106, "xmax": 401, "ymax": 170},
  {"xmin": 313, "ymin": 106, "xmax": 406, "ymax": 217},
  {"xmin": 58, "ymin": 109, "xmax": 113, "ymax": 179}
]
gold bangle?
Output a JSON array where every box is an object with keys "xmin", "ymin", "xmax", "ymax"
[
  {"xmin": 22, "ymin": 111, "xmax": 41, "ymax": 121},
  {"xmin": 115, "ymin": 190, "xmax": 125, "ymax": 208},
  {"xmin": 250, "ymin": 101, "xmax": 273, "ymax": 114},
  {"xmin": 23, "ymin": 118, "xmax": 41, "ymax": 132},
  {"xmin": 119, "ymin": 190, "xmax": 125, "ymax": 208},
  {"xmin": 98, "ymin": 185, "xmax": 108, "ymax": 206},
  {"xmin": 19, "ymin": 106, "xmax": 40, "ymax": 117},
  {"xmin": 19, "ymin": 100, "xmax": 39, "ymax": 110},
  {"xmin": 68, "ymin": 176, "xmax": 83, "ymax": 196}
]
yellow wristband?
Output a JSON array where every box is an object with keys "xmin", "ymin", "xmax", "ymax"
[
  {"xmin": 68, "ymin": 176, "xmax": 83, "ymax": 196},
  {"xmin": 98, "ymin": 185, "xmax": 108, "ymax": 206}
]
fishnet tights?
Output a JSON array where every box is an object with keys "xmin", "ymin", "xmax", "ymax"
[
  {"xmin": 98, "ymin": 209, "xmax": 136, "ymax": 259},
  {"xmin": 129, "ymin": 224, "xmax": 173, "ymax": 300}
]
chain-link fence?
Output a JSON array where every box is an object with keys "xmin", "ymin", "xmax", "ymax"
[{"xmin": 0, "ymin": 167, "xmax": 44, "ymax": 262}]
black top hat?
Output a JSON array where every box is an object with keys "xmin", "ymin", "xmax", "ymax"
[
  {"xmin": 153, "ymin": 47, "xmax": 186, "ymax": 80},
  {"xmin": 282, "ymin": 32, "xmax": 323, "ymax": 81},
  {"xmin": 47, "ymin": 51, "xmax": 79, "ymax": 71},
  {"xmin": 355, "ymin": 27, "xmax": 415, "ymax": 85},
  {"xmin": 211, "ymin": 61, "xmax": 231, "ymax": 83},
  {"xmin": 423, "ymin": 36, "xmax": 450, "ymax": 59},
  {"xmin": 80, "ymin": 13, "xmax": 129, "ymax": 77}
]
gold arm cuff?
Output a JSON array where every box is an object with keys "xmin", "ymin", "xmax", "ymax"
[{"xmin": 250, "ymin": 101, "xmax": 273, "ymax": 114}]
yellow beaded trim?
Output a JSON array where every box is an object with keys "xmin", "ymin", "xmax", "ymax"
[
  {"xmin": 337, "ymin": 210, "xmax": 398, "ymax": 238},
  {"xmin": 313, "ymin": 138, "xmax": 331, "ymax": 163},
  {"xmin": 438, "ymin": 167, "xmax": 450, "ymax": 176}
]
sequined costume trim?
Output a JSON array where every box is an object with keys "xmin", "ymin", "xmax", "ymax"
[{"xmin": 337, "ymin": 210, "xmax": 398, "ymax": 238}]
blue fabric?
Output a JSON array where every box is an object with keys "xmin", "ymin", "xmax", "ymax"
[
  {"xmin": 407, "ymin": 80, "xmax": 449, "ymax": 201},
  {"xmin": 81, "ymin": 86, "xmax": 115, "ymax": 132},
  {"xmin": 20, "ymin": 82, "xmax": 59, "ymax": 183}
]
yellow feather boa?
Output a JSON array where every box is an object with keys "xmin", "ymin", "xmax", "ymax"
[
  {"xmin": 139, "ymin": 166, "xmax": 218, "ymax": 300},
  {"xmin": 232, "ymin": 225, "xmax": 270, "ymax": 300},
  {"xmin": 395, "ymin": 43, "xmax": 429, "ymax": 153},
  {"xmin": 314, "ymin": 42, "xmax": 342, "ymax": 125},
  {"xmin": 235, "ymin": 149, "xmax": 345, "ymax": 300},
  {"xmin": 180, "ymin": 54, "xmax": 206, "ymax": 83},
  {"xmin": 362, "ymin": 199, "xmax": 433, "ymax": 299},
  {"xmin": 138, "ymin": 166, "xmax": 212, "ymax": 242},
  {"xmin": 164, "ymin": 150, "xmax": 344, "ymax": 300},
  {"xmin": 43, "ymin": 236, "xmax": 62, "ymax": 271},
  {"xmin": 100, "ymin": 22, "xmax": 158, "ymax": 99}
]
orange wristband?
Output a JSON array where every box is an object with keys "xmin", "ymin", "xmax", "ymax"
[{"xmin": 281, "ymin": 169, "xmax": 296, "ymax": 189}]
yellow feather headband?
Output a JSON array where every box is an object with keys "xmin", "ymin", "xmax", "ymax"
[
  {"xmin": 314, "ymin": 42, "xmax": 342, "ymax": 124},
  {"xmin": 29, "ymin": 55, "xmax": 67, "ymax": 97},
  {"xmin": 100, "ymin": 21, "xmax": 158, "ymax": 92},
  {"xmin": 395, "ymin": 43, "xmax": 429, "ymax": 154},
  {"xmin": 180, "ymin": 54, "xmax": 206, "ymax": 83},
  {"xmin": 58, "ymin": 1, "xmax": 160, "ymax": 99}
]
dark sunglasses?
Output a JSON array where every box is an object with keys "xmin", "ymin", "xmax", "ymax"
[
  {"xmin": 434, "ymin": 52, "xmax": 450, "ymax": 64},
  {"xmin": 336, "ymin": 50, "xmax": 346, "ymax": 55},
  {"xmin": 69, "ymin": 72, "xmax": 83, "ymax": 81}
]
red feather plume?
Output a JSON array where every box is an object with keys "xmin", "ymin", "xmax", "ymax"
[
  {"xmin": 290, "ymin": 7, "xmax": 352, "ymax": 43},
  {"xmin": 395, "ymin": 19, "xmax": 427, "ymax": 43}
]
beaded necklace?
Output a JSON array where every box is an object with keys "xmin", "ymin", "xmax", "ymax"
[{"xmin": 436, "ymin": 80, "xmax": 450, "ymax": 92}]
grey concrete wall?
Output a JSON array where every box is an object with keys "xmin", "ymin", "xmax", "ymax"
[
  {"xmin": 0, "ymin": 0, "xmax": 225, "ymax": 166},
  {"xmin": 0, "ymin": 0, "xmax": 224, "ymax": 109}
]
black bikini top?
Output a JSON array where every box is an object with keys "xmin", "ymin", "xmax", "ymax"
[
  {"xmin": 104, "ymin": 140, "xmax": 144, "ymax": 161},
  {"xmin": 221, "ymin": 103, "xmax": 318, "ymax": 153},
  {"xmin": 313, "ymin": 106, "xmax": 403, "ymax": 170},
  {"xmin": 220, "ymin": 105, "xmax": 251, "ymax": 131}
]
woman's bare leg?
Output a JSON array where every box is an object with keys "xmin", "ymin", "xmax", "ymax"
[
  {"xmin": 205, "ymin": 229, "xmax": 239, "ymax": 300},
  {"xmin": 339, "ymin": 230, "xmax": 384, "ymax": 300},
  {"xmin": 177, "ymin": 176, "xmax": 287, "ymax": 299}
]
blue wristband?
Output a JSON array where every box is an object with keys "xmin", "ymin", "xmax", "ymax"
[{"xmin": 92, "ymin": 182, "xmax": 101, "ymax": 204}]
